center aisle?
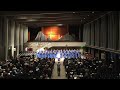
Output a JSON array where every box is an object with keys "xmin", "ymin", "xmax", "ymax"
[{"xmin": 52, "ymin": 58, "xmax": 67, "ymax": 79}]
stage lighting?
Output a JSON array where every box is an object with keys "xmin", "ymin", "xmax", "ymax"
[{"xmin": 56, "ymin": 52, "xmax": 60, "ymax": 58}]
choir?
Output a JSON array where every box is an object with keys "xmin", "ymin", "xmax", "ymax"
[{"xmin": 36, "ymin": 49, "xmax": 81, "ymax": 59}]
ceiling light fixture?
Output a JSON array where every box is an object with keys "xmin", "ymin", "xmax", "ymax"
[
  {"xmin": 27, "ymin": 19, "xmax": 37, "ymax": 21},
  {"xmin": 57, "ymin": 24, "xmax": 63, "ymax": 26},
  {"xmin": 17, "ymin": 16, "xmax": 27, "ymax": 19}
]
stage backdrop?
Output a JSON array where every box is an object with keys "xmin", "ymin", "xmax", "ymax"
[
  {"xmin": 28, "ymin": 27, "xmax": 41, "ymax": 41},
  {"xmin": 28, "ymin": 25, "xmax": 80, "ymax": 41},
  {"xmin": 42, "ymin": 26, "xmax": 68, "ymax": 41}
]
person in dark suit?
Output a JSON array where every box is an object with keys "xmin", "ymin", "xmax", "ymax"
[{"xmin": 57, "ymin": 62, "xmax": 61, "ymax": 76}]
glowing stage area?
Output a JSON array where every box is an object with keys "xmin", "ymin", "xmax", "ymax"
[
  {"xmin": 36, "ymin": 49, "xmax": 81, "ymax": 59},
  {"xmin": 24, "ymin": 41, "xmax": 86, "ymax": 52}
]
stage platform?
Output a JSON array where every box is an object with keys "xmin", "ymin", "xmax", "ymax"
[{"xmin": 24, "ymin": 41, "xmax": 86, "ymax": 52}]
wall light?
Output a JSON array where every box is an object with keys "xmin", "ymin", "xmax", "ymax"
[
  {"xmin": 27, "ymin": 19, "xmax": 37, "ymax": 21},
  {"xmin": 57, "ymin": 24, "xmax": 63, "ymax": 26}
]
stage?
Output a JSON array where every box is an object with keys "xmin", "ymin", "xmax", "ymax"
[{"xmin": 24, "ymin": 41, "xmax": 86, "ymax": 52}]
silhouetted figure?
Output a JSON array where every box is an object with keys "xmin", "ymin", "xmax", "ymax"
[{"xmin": 57, "ymin": 62, "xmax": 61, "ymax": 76}]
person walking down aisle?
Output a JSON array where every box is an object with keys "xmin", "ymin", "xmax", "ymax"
[
  {"xmin": 57, "ymin": 62, "xmax": 61, "ymax": 76},
  {"xmin": 52, "ymin": 58, "xmax": 67, "ymax": 79}
]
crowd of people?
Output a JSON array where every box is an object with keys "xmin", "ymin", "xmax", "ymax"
[
  {"xmin": 0, "ymin": 48, "xmax": 120, "ymax": 79},
  {"xmin": 0, "ymin": 55, "xmax": 55, "ymax": 79},
  {"xmin": 64, "ymin": 57, "xmax": 120, "ymax": 79},
  {"xmin": 36, "ymin": 49, "xmax": 81, "ymax": 59}
]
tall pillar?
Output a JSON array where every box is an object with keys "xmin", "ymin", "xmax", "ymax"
[
  {"xmin": 19, "ymin": 24, "xmax": 23, "ymax": 52},
  {"xmin": 23, "ymin": 25, "xmax": 28, "ymax": 51},
  {"xmin": 79, "ymin": 26, "xmax": 81, "ymax": 41},
  {"xmin": 7, "ymin": 20, "xmax": 15, "ymax": 59},
  {"xmin": 8, "ymin": 20, "xmax": 11, "ymax": 48},
  {"xmin": 16, "ymin": 23, "xmax": 20, "ymax": 57},
  {"xmin": 79, "ymin": 24, "xmax": 83, "ymax": 42},
  {"xmin": 3, "ymin": 17, "xmax": 8, "ymax": 60},
  {"xmin": 0, "ymin": 16, "xmax": 4, "ymax": 60},
  {"xmin": 119, "ymin": 12, "xmax": 120, "ymax": 51},
  {"xmin": 14, "ymin": 22, "xmax": 17, "ymax": 58},
  {"xmin": 23, "ymin": 25, "xmax": 28, "ymax": 43},
  {"xmin": 10, "ymin": 20, "xmax": 15, "ymax": 58},
  {"xmin": 91, "ymin": 23, "xmax": 94, "ymax": 46},
  {"xmin": 8, "ymin": 19, "xmax": 12, "ymax": 59}
]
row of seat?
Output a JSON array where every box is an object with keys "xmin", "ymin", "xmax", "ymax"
[
  {"xmin": 0, "ymin": 56, "xmax": 55, "ymax": 79},
  {"xmin": 63, "ymin": 58, "xmax": 120, "ymax": 79}
]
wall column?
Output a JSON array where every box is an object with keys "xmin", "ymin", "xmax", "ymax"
[
  {"xmin": 3, "ymin": 16, "xmax": 8, "ymax": 60},
  {"xmin": 119, "ymin": 12, "xmax": 120, "ymax": 51},
  {"xmin": 0, "ymin": 17, "xmax": 4, "ymax": 60},
  {"xmin": 10, "ymin": 20, "xmax": 15, "ymax": 58},
  {"xmin": 23, "ymin": 25, "xmax": 28, "ymax": 43},
  {"xmin": 23, "ymin": 25, "xmax": 28, "ymax": 51},
  {"xmin": 16, "ymin": 23, "xmax": 20, "ymax": 57},
  {"xmin": 79, "ymin": 24, "xmax": 83, "ymax": 42},
  {"xmin": 19, "ymin": 24, "xmax": 24, "ymax": 52},
  {"xmin": 8, "ymin": 19, "xmax": 12, "ymax": 59}
]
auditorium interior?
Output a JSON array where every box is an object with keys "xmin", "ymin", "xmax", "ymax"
[{"xmin": 0, "ymin": 11, "xmax": 120, "ymax": 79}]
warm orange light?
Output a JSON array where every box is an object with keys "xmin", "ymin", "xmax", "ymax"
[
  {"xmin": 42, "ymin": 26, "xmax": 68, "ymax": 41},
  {"xmin": 49, "ymin": 34, "xmax": 60, "ymax": 41},
  {"xmin": 45, "ymin": 27, "xmax": 61, "ymax": 41}
]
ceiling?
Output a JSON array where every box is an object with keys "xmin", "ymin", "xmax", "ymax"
[{"xmin": 0, "ymin": 11, "xmax": 109, "ymax": 27}]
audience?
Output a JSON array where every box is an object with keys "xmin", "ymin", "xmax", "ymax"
[
  {"xmin": 0, "ymin": 55, "xmax": 55, "ymax": 79},
  {"xmin": 64, "ymin": 56, "xmax": 120, "ymax": 79},
  {"xmin": 0, "ymin": 49, "xmax": 119, "ymax": 79}
]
